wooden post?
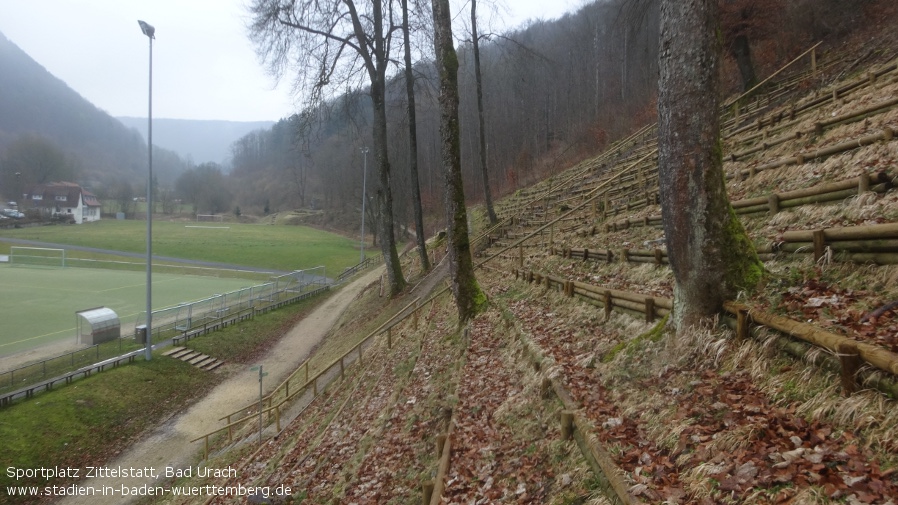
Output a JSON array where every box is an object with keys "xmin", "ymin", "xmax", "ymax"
[
  {"xmin": 603, "ymin": 291, "xmax": 612, "ymax": 320},
  {"xmin": 736, "ymin": 307, "xmax": 750, "ymax": 340},
  {"xmin": 768, "ymin": 194, "xmax": 780, "ymax": 214},
  {"xmin": 541, "ymin": 377, "xmax": 553, "ymax": 399},
  {"xmin": 838, "ymin": 342, "xmax": 861, "ymax": 396},
  {"xmin": 339, "ymin": 358, "xmax": 345, "ymax": 380},
  {"xmin": 313, "ymin": 378, "xmax": 318, "ymax": 396},
  {"xmin": 275, "ymin": 405, "xmax": 281, "ymax": 432},
  {"xmin": 422, "ymin": 481, "xmax": 434, "ymax": 505},
  {"xmin": 519, "ymin": 244, "xmax": 524, "ymax": 268},
  {"xmin": 387, "ymin": 327, "xmax": 393, "ymax": 349},
  {"xmin": 645, "ymin": 298, "xmax": 655, "ymax": 323},
  {"xmin": 654, "ymin": 249, "xmax": 663, "ymax": 265},
  {"xmin": 413, "ymin": 308, "xmax": 419, "ymax": 330},
  {"xmin": 812, "ymin": 229, "xmax": 826, "ymax": 262},
  {"xmin": 858, "ymin": 173, "xmax": 871, "ymax": 194},
  {"xmin": 560, "ymin": 411, "xmax": 575, "ymax": 441}
]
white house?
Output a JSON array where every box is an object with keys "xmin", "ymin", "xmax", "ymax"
[{"xmin": 24, "ymin": 182, "xmax": 101, "ymax": 224}]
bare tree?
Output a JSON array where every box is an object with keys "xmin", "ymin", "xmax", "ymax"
[
  {"xmin": 249, "ymin": 0, "xmax": 406, "ymax": 295},
  {"xmin": 470, "ymin": 0, "xmax": 497, "ymax": 224},
  {"xmin": 431, "ymin": 0, "xmax": 487, "ymax": 322},
  {"xmin": 657, "ymin": 0, "xmax": 762, "ymax": 332},
  {"xmin": 401, "ymin": 0, "xmax": 431, "ymax": 271}
]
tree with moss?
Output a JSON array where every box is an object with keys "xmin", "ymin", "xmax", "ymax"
[
  {"xmin": 431, "ymin": 0, "xmax": 487, "ymax": 322},
  {"xmin": 657, "ymin": 0, "xmax": 762, "ymax": 331}
]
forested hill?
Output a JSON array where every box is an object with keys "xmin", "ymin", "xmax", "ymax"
[
  {"xmin": 0, "ymin": 31, "xmax": 149, "ymax": 188},
  {"xmin": 116, "ymin": 117, "xmax": 274, "ymax": 167}
]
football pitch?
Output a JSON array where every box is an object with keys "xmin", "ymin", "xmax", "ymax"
[{"xmin": 0, "ymin": 265, "xmax": 258, "ymax": 357}]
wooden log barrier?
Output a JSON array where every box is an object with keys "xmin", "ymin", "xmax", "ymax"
[
  {"xmin": 560, "ymin": 410, "xmax": 575, "ymax": 440},
  {"xmin": 724, "ymin": 301, "xmax": 898, "ymax": 378}
]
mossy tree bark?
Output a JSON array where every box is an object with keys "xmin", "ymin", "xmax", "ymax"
[
  {"xmin": 431, "ymin": 0, "xmax": 488, "ymax": 322},
  {"xmin": 657, "ymin": 0, "xmax": 762, "ymax": 332}
]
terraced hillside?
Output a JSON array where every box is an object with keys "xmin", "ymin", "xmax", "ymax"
[{"xmin": 154, "ymin": 46, "xmax": 898, "ymax": 504}]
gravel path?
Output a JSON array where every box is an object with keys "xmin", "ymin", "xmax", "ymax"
[{"xmin": 58, "ymin": 266, "xmax": 384, "ymax": 505}]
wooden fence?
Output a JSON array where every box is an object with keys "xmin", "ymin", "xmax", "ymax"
[
  {"xmin": 191, "ymin": 286, "xmax": 450, "ymax": 460},
  {"xmin": 513, "ymin": 267, "xmax": 898, "ymax": 398}
]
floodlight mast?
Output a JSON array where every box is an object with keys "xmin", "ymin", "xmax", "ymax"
[
  {"xmin": 360, "ymin": 147, "xmax": 369, "ymax": 264},
  {"xmin": 138, "ymin": 19, "xmax": 155, "ymax": 361}
]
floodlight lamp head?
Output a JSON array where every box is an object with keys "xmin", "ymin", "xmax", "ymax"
[{"xmin": 138, "ymin": 20, "xmax": 155, "ymax": 39}]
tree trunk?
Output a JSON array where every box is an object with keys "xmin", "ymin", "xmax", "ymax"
[
  {"xmin": 371, "ymin": 81, "xmax": 405, "ymax": 295},
  {"xmin": 731, "ymin": 33, "xmax": 757, "ymax": 92},
  {"xmin": 431, "ymin": 0, "xmax": 487, "ymax": 323},
  {"xmin": 657, "ymin": 0, "xmax": 762, "ymax": 331},
  {"xmin": 471, "ymin": 0, "xmax": 497, "ymax": 225},
  {"xmin": 402, "ymin": 0, "xmax": 431, "ymax": 272}
]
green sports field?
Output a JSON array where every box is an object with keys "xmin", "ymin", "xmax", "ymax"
[
  {"xmin": 0, "ymin": 220, "xmax": 370, "ymax": 360},
  {"xmin": 0, "ymin": 266, "xmax": 260, "ymax": 357}
]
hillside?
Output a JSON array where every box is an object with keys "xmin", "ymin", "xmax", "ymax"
[
  {"xmin": 0, "ymin": 31, "xmax": 147, "ymax": 186},
  {"xmin": 116, "ymin": 117, "xmax": 275, "ymax": 167},
  {"xmin": 146, "ymin": 30, "xmax": 898, "ymax": 505}
]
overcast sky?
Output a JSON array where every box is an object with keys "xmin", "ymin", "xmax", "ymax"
[{"xmin": 0, "ymin": 0, "xmax": 581, "ymax": 122}]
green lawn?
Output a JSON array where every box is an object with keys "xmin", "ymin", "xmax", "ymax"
[
  {"xmin": 0, "ymin": 219, "xmax": 369, "ymax": 275},
  {"xmin": 0, "ymin": 266, "xmax": 255, "ymax": 356}
]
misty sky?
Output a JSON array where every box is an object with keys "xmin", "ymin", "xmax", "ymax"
[{"xmin": 0, "ymin": 0, "xmax": 580, "ymax": 122}]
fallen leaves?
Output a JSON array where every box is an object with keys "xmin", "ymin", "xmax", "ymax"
[{"xmin": 507, "ymin": 296, "xmax": 898, "ymax": 504}]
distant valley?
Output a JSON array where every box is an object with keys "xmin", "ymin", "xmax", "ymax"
[{"xmin": 116, "ymin": 117, "xmax": 275, "ymax": 168}]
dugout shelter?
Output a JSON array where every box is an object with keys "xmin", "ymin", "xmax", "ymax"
[{"xmin": 76, "ymin": 307, "xmax": 120, "ymax": 345}]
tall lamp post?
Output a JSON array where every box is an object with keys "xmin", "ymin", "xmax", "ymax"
[
  {"xmin": 359, "ymin": 147, "xmax": 369, "ymax": 264},
  {"xmin": 138, "ymin": 19, "xmax": 155, "ymax": 361}
]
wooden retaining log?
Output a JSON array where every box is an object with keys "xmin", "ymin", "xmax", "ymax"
[
  {"xmin": 724, "ymin": 301, "xmax": 898, "ymax": 377},
  {"xmin": 572, "ymin": 281, "xmax": 673, "ymax": 311},
  {"xmin": 781, "ymin": 222, "xmax": 898, "ymax": 242},
  {"xmin": 773, "ymin": 239, "xmax": 898, "ymax": 254},
  {"xmin": 743, "ymin": 127, "xmax": 896, "ymax": 177}
]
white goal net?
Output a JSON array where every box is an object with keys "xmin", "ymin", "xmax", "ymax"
[{"xmin": 9, "ymin": 246, "xmax": 66, "ymax": 267}]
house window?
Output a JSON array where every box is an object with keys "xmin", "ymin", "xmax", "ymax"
[
  {"xmin": 55, "ymin": 196, "xmax": 67, "ymax": 201},
  {"xmin": 32, "ymin": 195, "xmax": 42, "ymax": 200}
]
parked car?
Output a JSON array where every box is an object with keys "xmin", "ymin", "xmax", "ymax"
[{"xmin": 1, "ymin": 208, "xmax": 24, "ymax": 218}]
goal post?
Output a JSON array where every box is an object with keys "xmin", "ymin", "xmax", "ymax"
[{"xmin": 9, "ymin": 246, "xmax": 66, "ymax": 267}]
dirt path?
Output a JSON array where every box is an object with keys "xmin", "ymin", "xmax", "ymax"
[{"xmin": 59, "ymin": 266, "xmax": 384, "ymax": 505}]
